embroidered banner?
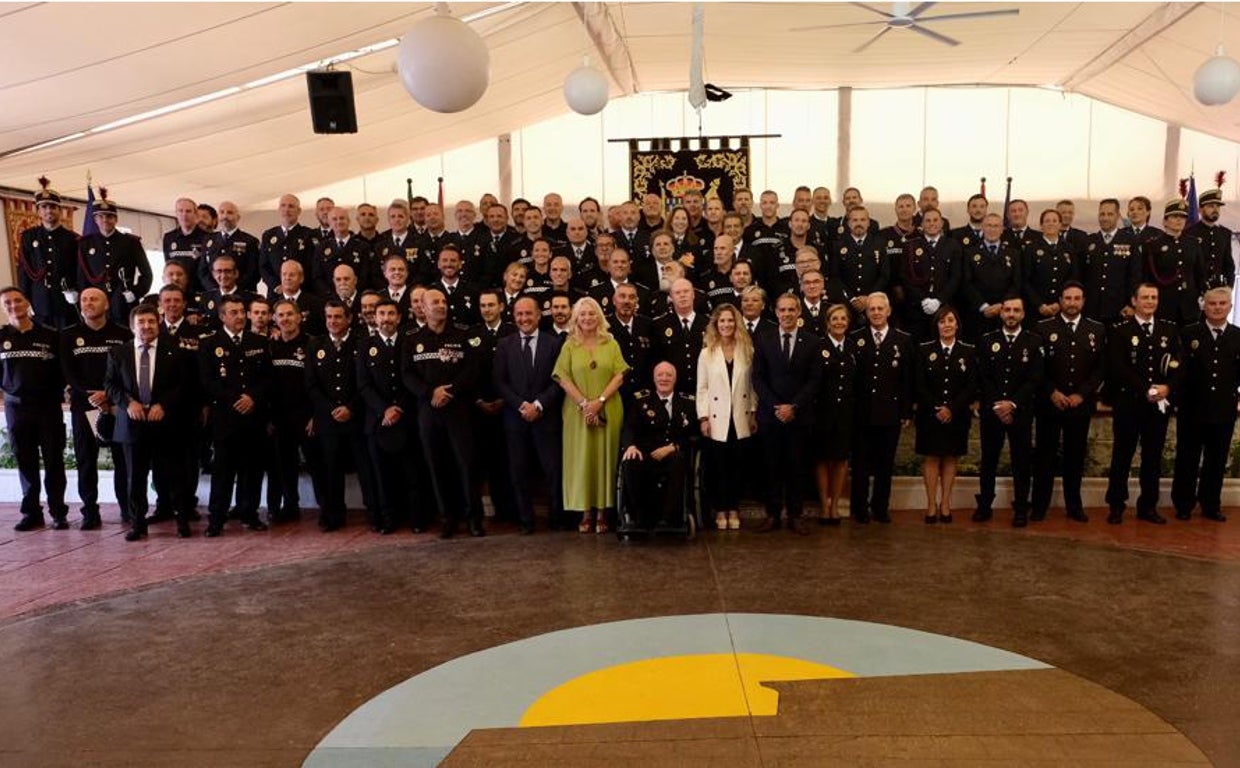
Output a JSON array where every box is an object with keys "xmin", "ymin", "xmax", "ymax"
[{"xmin": 629, "ymin": 146, "xmax": 750, "ymax": 212}]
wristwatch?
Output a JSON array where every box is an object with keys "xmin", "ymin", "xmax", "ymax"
[{"xmin": 598, "ymin": 395, "xmax": 607, "ymax": 404}]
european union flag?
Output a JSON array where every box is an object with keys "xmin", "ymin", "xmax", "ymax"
[{"xmin": 1187, "ymin": 174, "xmax": 1200, "ymax": 226}]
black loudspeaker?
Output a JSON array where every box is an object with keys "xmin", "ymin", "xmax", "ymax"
[{"xmin": 306, "ymin": 71, "xmax": 358, "ymax": 134}]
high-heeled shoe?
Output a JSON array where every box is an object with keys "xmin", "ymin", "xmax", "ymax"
[
  {"xmin": 924, "ymin": 510, "xmax": 937, "ymax": 524},
  {"xmin": 595, "ymin": 514, "xmax": 609, "ymax": 535},
  {"xmin": 578, "ymin": 512, "xmax": 593, "ymax": 533},
  {"xmin": 716, "ymin": 512, "xmax": 728, "ymax": 531},
  {"xmin": 727, "ymin": 511, "xmax": 740, "ymax": 530},
  {"xmin": 939, "ymin": 504, "xmax": 953, "ymax": 524}
]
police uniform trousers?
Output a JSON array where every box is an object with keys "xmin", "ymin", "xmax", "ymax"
[
  {"xmin": 1105, "ymin": 399, "xmax": 1169, "ymax": 514},
  {"xmin": 122, "ymin": 423, "xmax": 186, "ymax": 532},
  {"xmin": 368, "ymin": 419, "xmax": 424, "ymax": 531},
  {"xmin": 70, "ymin": 408, "xmax": 129, "ymax": 522},
  {"xmin": 208, "ymin": 420, "xmax": 264, "ymax": 527},
  {"xmin": 977, "ymin": 409, "xmax": 1033, "ymax": 514},
  {"xmin": 5, "ymin": 400, "xmax": 68, "ymax": 520},
  {"xmin": 621, "ymin": 449, "xmax": 687, "ymax": 529},
  {"xmin": 504, "ymin": 417, "xmax": 563, "ymax": 531},
  {"xmin": 762, "ymin": 420, "xmax": 809, "ymax": 520},
  {"xmin": 268, "ymin": 418, "xmax": 308, "ymax": 520},
  {"xmin": 850, "ymin": 425, "xmax": 902, "ymax": 521},
  {"xmin": 1171, "ymin": 412, "xmax": 1236, "ymax": 518},
  {"xmin": 1031, "ymin": 404, "xmax": 1093, "ymax": 517},
  {"xmin": 316, "ymin": 422, "xmax": 370, "ymax": 529},
  {"xmin": 417, "ymin": 401, "xmax": 479, "ymax": 529},
  {"xmin": 474, "ymin": 409, "xmax": 518, "ymax": 522}
]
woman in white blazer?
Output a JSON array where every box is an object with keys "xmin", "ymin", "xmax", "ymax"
[{"xmin": 696, "ymin": 303, "xmax": 758, "ymax": 530}]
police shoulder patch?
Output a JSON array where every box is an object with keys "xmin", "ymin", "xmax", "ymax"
[
  {"xmin": 369, "ymin": 346, "xmax": 378, "ymax": 357},
  {"xmin": 416, "ymin": 343, "xmax": 424, "ymax": 353},
  {"xmin": 215, "ymin": 347, "xmax": 224, "ymax": 357},
  {"xmin": 317, "ymin": 349, "xmax": 326, "ymax": 359}
]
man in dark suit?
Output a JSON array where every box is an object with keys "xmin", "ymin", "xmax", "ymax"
[
  {"xmin": 306, "ymin": 299, "xmax": 371, "ymax": 532},
  {"xmin": 1105, "ymin": 283, "xmax": 1181, "ymax": 524},
  {"xmin": 620, "ymin": 362, "xmax": 697, "ymax": 531},
  {"xmin": 976, "ymin": 297, "xmax": 1044, "ymax": 527},
  {"xmin": 1171, "ymin": 287, "xmax": 1240, "ymax": 522},
  {"xmin": 199, "ymin": 295, "xmax": 271, "ymax": 536},
  {"xmin": 1032, "ymin": 282, "xmax": 1106, "ymax": 523},
  {"xmin": 105, "ymin": 304, "xmax": 190, "ymax": 540},
  {"xmin": 848, "ymin": 292, "xmax": 913, "ymax": 524},
  {"xmin": 752, "ymin": 293, "xmax": 823, "ymax": 533},
  {"xmin": 494, "ymin": 296, "xmax": 565, "ymax": 533}
]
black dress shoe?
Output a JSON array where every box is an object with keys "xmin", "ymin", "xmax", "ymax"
[
  {"xmin": 518, "ymin": 524, "xmax": 535, "ymax": 535},
  {"xmin": 1029, "ymin": 510, "xmax": 1046, "ymax": 522},
  {"xmin": 873, "ymin": 511, "xmax": 892, "ymax": 524},
  {"xmin": 1137, "ymin": 509, "xmax": 1167, "ymax": 525},
  {"xmin": 204, "ymin": 526, "xmax": 222, "ymax": 538},
  {"xmin": 14, "ymin": 516, "xmax": 44, "ymax": 532},
  {"xmin": 49, "ymin": 517, "xmax": 70, "ymax": 531},
  {"xmin": 439, "ymin": 524, "xmax": 458, "ymax": 539},
  {"xmin": 1106, "ymin": 509, "xmax": 1124, "ymax": 525},
  {"xmin": 79, "ymin": 514, "xmax": 102, "ymax": 531},
  {"xmin": 755, "ymin": 517, "xmax": 779, "ymax": 533},
  {"xmin": 852, "ymin": 514, "xmax": 870, "ymax": 525},
  {"xmin": 242, "ymin": 518, "xmax": 268, "ymax": 532},
  {"xmin": 1174, "ymin": 510, "xmax": 1192, "ymax": 521},
  {"xmin": 1203, "ymin": 510, "xmax": 1228, "ymax": 522},
  {"xmin": 788, "ymin": 518, "xmax": 811, "ymax": 535},
  {"xmin": 1012, "ymin": 512, "xmax": 1028, "ymax": 528},
  {"xmin": 124, "ymin": 528, "xmax": 147, "ymax": 542},
  {"xmin": 377, "ymin": 525, "xmax": 395, "ymax": 535},
  {"xmin": 1066, "ymin": 509, "xmax": 1089, "ymax": 523},
  {"xmin": 176, "ymin": 522, "xmax": 192, "ymax": 538},
  {"xmin": 147, "ymin": 509, "xmax": 173, "ymax": 524},
  {"xmin": 971, "ymin": 509, "xmax": 993, "ymax": 523},
  {"xmin": 412, "ymin": 526, "xmax": 427, "ymax": 534},
  {"xmin": 469, "ymin": 523, "xmax": 486, "ymax": 537}
]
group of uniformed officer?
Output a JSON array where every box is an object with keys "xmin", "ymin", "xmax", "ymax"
[{"xmin": 4, "ymin": 177, "xmax": 1238, "ymax": 537}]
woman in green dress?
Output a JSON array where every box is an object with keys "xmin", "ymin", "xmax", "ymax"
[{"xmin": 553, "ymin": 297, "xmax": 629, "ymax": 533}]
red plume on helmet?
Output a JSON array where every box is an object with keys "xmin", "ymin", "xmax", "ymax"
[
  {"xmin": 1216, "ymin": 170, "xmax": 1227, "ymax": 189},
  {"xmin": 1178, "ymin": 178, "xmax": 1188, "ymax": 198},
  {"xmin": 37, "ymin": 175, "xmax": 50, "ymax": 191}
]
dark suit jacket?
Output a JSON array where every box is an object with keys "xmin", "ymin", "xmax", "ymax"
[
  {"xmin": 1177, "ymin": 322, "xmax": 1240, "ymax": 423},
  {"xmin": 104, "ymin": 335, "xmax": 188, "ymax": 444},
  {"xmin": 493, "ymin": 329, "xmax": 565, "ymax": 432},
  {"xmin": 752, "ymin": 327, "xmax": 823, "ymax": 427},
  {"xmin": 849, "ymin": 326, "xmax": 914, "ymax": 426}
]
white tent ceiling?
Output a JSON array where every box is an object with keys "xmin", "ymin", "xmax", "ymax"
[{"xmin": 1, "ymin": 1, "xmax": 1239, "ymax": 213}]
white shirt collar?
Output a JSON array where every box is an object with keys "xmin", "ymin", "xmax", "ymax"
[
  {"xmin": 133, "ymin": 337, "xmax": 157, "ymax": 350},
  {"xmin": 1005, "ymin": 327, "xmax": 1022, "ymax": 339},
  {"xmin": 872, "ymin": 325, "xmax": 889, "ymax": 341}
]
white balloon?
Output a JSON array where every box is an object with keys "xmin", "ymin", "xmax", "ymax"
[
  {"xmin": 562, "ymin": 65, "xmax": 610, "ymax": 115},
  {"xmin": 1194, "ymin": 53, "xmax": 1240, "ymax": 106},
  {"xmin": 397, "ymin": 15, "xmax": 489, "ymax": 113}
]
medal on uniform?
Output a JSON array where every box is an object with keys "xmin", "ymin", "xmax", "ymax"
[
  {"xmin": 991, "ymin": 342, "xmax": 1000, "ymax": 352},
  {"xmin": 857, "ymin": 338, "xmax": 866, "ymax": 347},
  {"xmin": 973, "ymin": 254, "xmax": 981, "ymax": 263},
  {"xmin": 646, "ymin": 409, "xmax": 655, "ymax": 418},
  {"xmin": 317, "ymin": 349, "xmax": 326, "ymax": 359},
  {"xmin": 1160, "ymin": 337, "xmax": 1167, "ymax": 348},
  {"xmin": 1049, "ymin": 333, "xmax": 1058, "ymax": 342},
  {"xmin": 929, "ymin": 352, "xmax": 937, "ymax": 362},
  {"xmin": 1192, "ymin": 339, "xmax": 1200, "ymax": 350},
  {"xmin": 369, "ymin": 346, "xmax": 378, "ymax": 357},
  {"xmin": 469, "ymin": 336, "xmax": 481, "ymax": 347},
  {"xmin": 796, "ymin": 318, "xmax": 804, "ymax": 327},
  {"xmin": 270, "ymin": 236, "xmax": 278, "ymax": 244},
  {"xmin": 1131, "ymin": 336, "xmax": 1140, "ymax": 347},
  {"xmin": 664, "ymin": 327, "xmax": 673, "ymax": 337},
  {"xmin": 324, "ymin": 247, "xmax": 332, "ymax": 256},
  {"xmin": 416, "ymin": 343, "xmax": 424, "ymax": 353},
  {"xmin": 215, "ymin": 346, "xmax": 224, "ymax": 357},
  {"xmin": 76, "ymin": 337, "xmax": 84, "ymax": 346},
  {"xmin": 1021, "ymin": 349, "xmax": 1029, "ymax": 363},
  {"xmin": 822, "ymin": 349, "xmax": 830, "ymax": 359}
]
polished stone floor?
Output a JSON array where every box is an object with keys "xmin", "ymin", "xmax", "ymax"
[{"xmin": 1, "ymin": 505, "xmax": 1238, "ymax": 767}]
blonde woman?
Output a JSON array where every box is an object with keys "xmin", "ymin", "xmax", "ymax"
[
  {"xmin": 553, "ymin": 297, "xmax": 629, "ymax": 533},
  {"xmin": 696, "ymin": 303, "xmax": 758, "ymax": 530}
]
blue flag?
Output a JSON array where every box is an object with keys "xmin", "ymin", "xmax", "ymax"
[
  {"xmin": 81, "ymin": 182, "xmax": 98, "ymax": 237},
  {"xmin": 1187, "ymin": 174, "xmax": 1200, "ymax": 226}
]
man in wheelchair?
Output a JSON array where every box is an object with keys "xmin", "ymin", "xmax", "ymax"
[{"xmin": 619, "ymin": 362, "xmax": 697, "ymax": 532}]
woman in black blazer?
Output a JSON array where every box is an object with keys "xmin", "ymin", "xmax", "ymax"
[
  {"xmin": 813, "ymin": 304, "xmax": 856, "ymax": 525},
  {"xmin": 914, "ymin": 305, "xmax": 977, "ymax": 524}
]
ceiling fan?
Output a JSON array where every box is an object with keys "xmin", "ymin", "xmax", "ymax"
[{"xmin": 790, "ymin": 2, "xmax": 1020, "ymax": 53}]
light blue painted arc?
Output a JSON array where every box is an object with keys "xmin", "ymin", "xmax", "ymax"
[{"xmin": 303, "ymin": 613, "xmax": 1050, "ymax": 767}]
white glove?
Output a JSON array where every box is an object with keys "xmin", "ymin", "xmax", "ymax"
[
  {"xmin": 62, "ymin": 290, "xmax": 79, "ymax": 305},
  {"xmin": 921, "ymin": 298, "xmax": 941, "ymax": 315},
  {"xmin": 122, "ymin": 291, "xmax": 136, "ymax": 304}
]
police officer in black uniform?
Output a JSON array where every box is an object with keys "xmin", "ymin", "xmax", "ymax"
[
  {"xmin": 470, "ymin": 289, "xmax": 518, "ymax": 524},
  {"xmin": 358, "ymin": 298, "xmax": 424, "ymax": 532},
  {"xmin": 76, "ymin": 191, "xmax": 153, "ymax": 326},
  {"xmin": 1079, "ymin": 199, "xmax": 1141, "ymax": 325},
  {"xmin": 163, "ymin": 197, "xmax": 211, "ymax": 296},
  {"xmin": 897, "ymin": 209, "xmax": 961, "ymax": 342},
  {"xmin": 195, "ymin": 255, "xmax": 254, "ymax": 332},
  {"xmin": 60, "ymin": 288, "xmax": 132, "ymax": 529},
  {"xmin": 608, "ymin": 282, "xmax": 653, "ymax": 402},
  {"xmin": 1171, "ymin": 287, "xmax": 1240, "ymax": 522},
  {"xmin": 18, "ymin": 177, "xmax": 77, "ymax": 329},
  {"xmin": 1145, "ymin": 199, "xmax": 1206, "ymax": 326},
  {"xmin": 306, "ymin": 299, "xmax": 371, "ymax": 532},
  {"xmin": 416, "ymin": 204, "xmax": 456, "ymax": 273},
  {"xmin": 975, "ymin": 297, "xmax": 1043, "ymax": 527},
  {"xmin": 1002, "ymin": 199, "xmax": 1037, "ymax": 249},
  {"xmin": 434, "ymin": 245, "xmax": 482, "ymax": 326},
  {"xmin": 202, "ymin": 201, "xmax": 261, "ymax": 293},
  {"xmin": 1032, "ymin": 282, "xmax": 1106, "ymax": 523},
  {"xmin": 1186, "ymin": 186, "xmax": 1235, "ymax": 290},
  {"xmin": 0, "ymin": 287, "xmax": 69, "ymax": 531},
  {"xmin": 962, "ymin": 213, "xmax": 1021, "ymax": 342},
  {"xmin": 831, "ymin": 207, "xmax": 890, "ymax": 324},
  {"xmin": 266, "ymin": 298, "xmax": 315, "ymax": 524},
  {"xmin": 260, "ymin": 194, "xmax": 318, "ymax": 295},
  {"xmin": 1122, "ymin": 196, "xmax": 1164, "ymax": 252},
  {"xmin": 1023, "ymin": 209, "xmax": 1078, "ymax": 327},
  {"xmin": 402, "ymin": 287, "xmax": 482, "ymax": 538},
  {"xmin": 650, "ymin": 278, "xmax": 708, "ymax": 395},
  {"xmin": 619, "ymin": 362, "xmax": 697, "ymax": 531},
  {"xmin": 313, "ymin": 207, "xmax": 375, "ymax": 295},
  {"xmin": 199, "ymin": 295, "xmax": 271, "ymax": 536},
  {"xmin": 1105, "ymin": 283, "xmax": 1181, "ymax": 525}
]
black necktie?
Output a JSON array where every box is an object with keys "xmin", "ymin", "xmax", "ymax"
[
  {"xmin": 1142, "ymin": 322, "xmax": 1152, "ymax": 336},
  {"xmin": 1214, "ymin": 327, "xmax": 1223, "ymax": 340},
  {"xmin": 386, "ymin": 337, "xmax": 394, "ymax": 349},
  {"xmin": 747, "ymin": 322, "xmax": 755, "ymax": 334},
  {"xmin": 337, "ymin": 240, "xmax": 345, "ymax": 250},
  {"xmin": 1006, "ymin": 333, "xmax": 1015, "ymax": 346},
  {"xmin": 523, "ymin": 334, "xmax": 535, "ymax": 370},
  {"xmin": 662, "ymin": 397, "xmax": 672, "ymax": 418},
  {"xmin": 1067, "ymin": 322, "xmax": 1076, "ymax": 334},
  {"xmin": 782, "ymin": 332, "xmax": 792, "ymax": 360},
  {"xmin": 942, "ymin": 346, "xmax": 950, "ymax": 358},
  {"xmin": 682, "ymin": 317, "xmax": 690, "ymax": 334},
  {"xmin": 138, "ymin": 344, "xmax": 152, "ymax": 405},
  {"xmin": 987, "ymin": 244, "xmax": 998, "ymax": 257}
]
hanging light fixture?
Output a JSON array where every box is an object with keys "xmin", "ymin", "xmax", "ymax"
[
  {"xmin": 1194, "ymin": 5, "xmax": 1240, "ymax": 106},
  {"xmin": 563, "ymin": 57, "xmax": 610, "ymax": 115},
  {"xmin": 397, "ymin": 4, "xmax": 490, "ymax": 113}
]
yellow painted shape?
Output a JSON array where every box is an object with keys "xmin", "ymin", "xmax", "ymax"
[{"xmin": 519, "ymin": 652, "xmax": 853, "ymax": 727}]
